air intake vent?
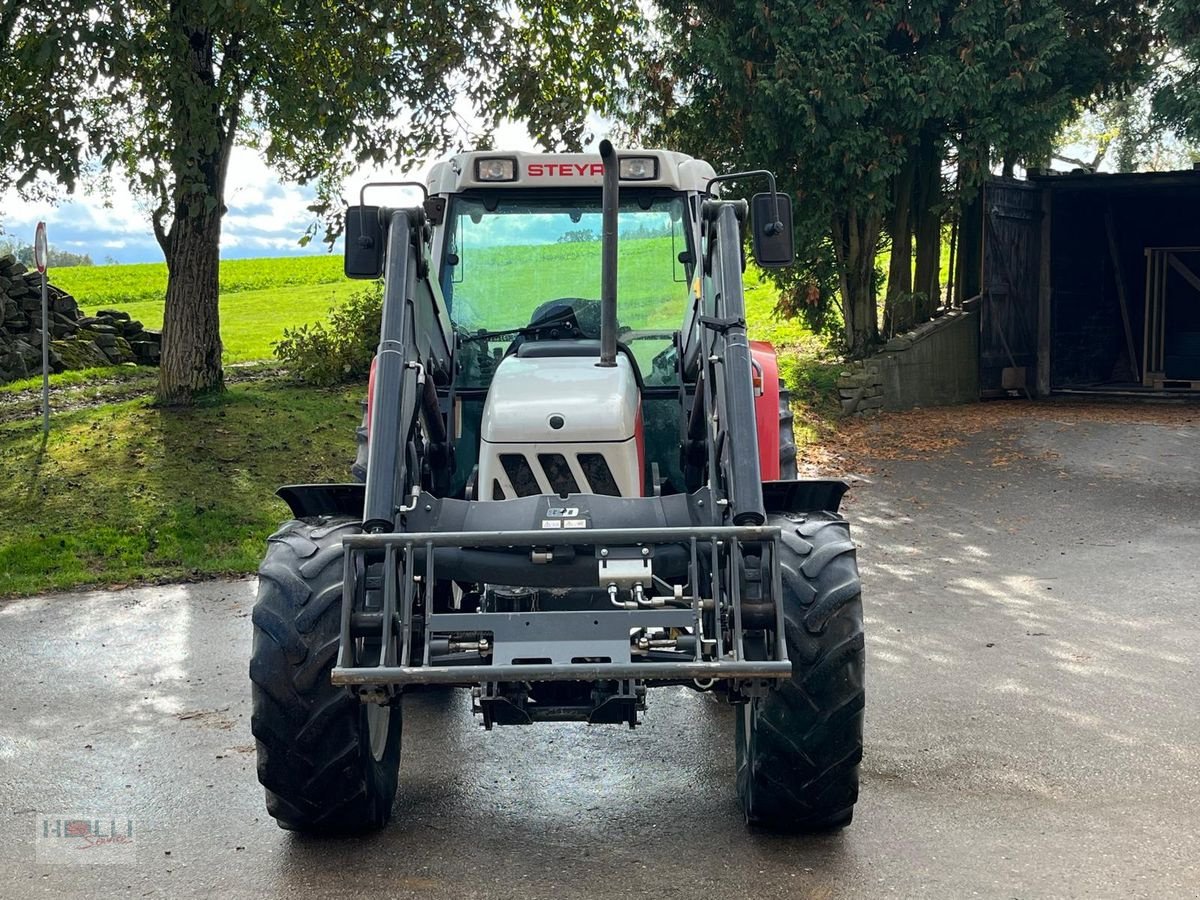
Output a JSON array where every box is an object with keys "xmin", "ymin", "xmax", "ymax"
[
  {"xmin": 538, "ymin": 453, "xmax": 579, "ymax": 495},
  {"xmin": 500, "ymin": 454, "xmax": 541, "ymax": 497},
  {"xmin": 578, "ymin": 453, "xmax": 620, "ymax": 496}
]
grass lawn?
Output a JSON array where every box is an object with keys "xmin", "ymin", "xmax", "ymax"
[{"xmin": 0, "ymin": 379, "xmax": 363, "ymax": 597}]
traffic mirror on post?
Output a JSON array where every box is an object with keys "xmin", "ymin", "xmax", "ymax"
[{"xmin": 750, "ymin": 192, "xmax": 794, "ymax": 268}]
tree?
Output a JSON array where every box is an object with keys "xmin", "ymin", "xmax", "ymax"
[
  {"xmin": 627, "ymin": 2, "xmax": 1071, "ymax": 354},
  {"xmin": 1153, "ymin": 1, "xmax": 1200, "ymax": 148},
  {"xmin": 1, "ymin": 1, "xmax": 634, "ymax": 403}
]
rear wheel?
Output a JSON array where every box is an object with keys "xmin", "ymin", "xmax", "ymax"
[
  {"xmin": 735, "ymin": 511, "xmax": 865, "ymax": 830},
  {"xmin": 250, "ymin": 517, "xmax": 401, "ymax": 832},
  {"xmin": 778, "ymin": 381, "xmax": 797, "ymax": 479},
  {"xmin": 352, "ymin": 400, "xmax": 369, "ymax": 481}
]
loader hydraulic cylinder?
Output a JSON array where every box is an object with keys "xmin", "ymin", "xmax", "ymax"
[{"xmin": 598, "ymin": 140, "xmax": 619, "ymax": 368}]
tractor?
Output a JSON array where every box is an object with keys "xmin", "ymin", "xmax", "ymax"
[{"xmin": 249, "ymin": 142, "xmax": 865, "ymax": 833}]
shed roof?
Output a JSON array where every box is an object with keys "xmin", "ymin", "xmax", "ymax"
[{"xmin": 1026, "ymin": 167, "xmax": 1200, "ymax": 193}]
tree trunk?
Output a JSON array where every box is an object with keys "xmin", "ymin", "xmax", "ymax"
[
  {"xmin": 152, "ymin": 11, "xmax": 239, "ymax": 405},
  {"xmin": 955, "ymin": 147, "xmax": 986, "ymax": 305},
  {"xmin": 884, "ymin": 151, "xmax": 915, "ymax": 337},
  {"xmin": 912, "ymin": 131, "xmax": 942, "ymax": 324},
  {"xmin": 158, "ymin": 209, "xmax": 224, "ymax": 404},
  {"xmin": 832, "ymin": 208, "xmax": 882, "ymax": 357}
]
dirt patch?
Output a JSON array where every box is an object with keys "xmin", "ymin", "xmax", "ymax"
[
  {"xmin": 800, "ymin": 400, "xmax": 1200, "ymax": 478},
  {"xmin": 175, "ymin": 707, "xmax": 235, "ymax": 730}
]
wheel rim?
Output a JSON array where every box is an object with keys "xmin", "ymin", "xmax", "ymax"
[
  {"xmin": 366, "ymin": 703, "xmax": 392, "ymax": 761},
  {"xmin": 358, "ymin": 635, "xmax": 396, "ymax": 762}
]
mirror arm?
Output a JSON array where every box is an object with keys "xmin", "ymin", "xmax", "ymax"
[{"xmin": 704, "ymin": 169, "xmax": 784, "ymax": 235}]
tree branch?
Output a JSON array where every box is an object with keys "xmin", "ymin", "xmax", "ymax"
[
  {"xmin": 0, "ymin": 0, "xmax": 22, "ymax": 52},
  {"xmin": 1052, "ymin": 152, "xmax": 1097, "ymax": 170},
  {"xmin": 151, "ymin": 198, "xmax": 172, "ymax": 256}
]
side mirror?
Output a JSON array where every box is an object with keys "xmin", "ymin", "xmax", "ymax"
[
  {"xmin": 344, "ymin": 205, "xmax": 384, "ymax": 279},
  {"xmin": 750, "ymin": 192, "xmax": 794, "ymax": 268}
]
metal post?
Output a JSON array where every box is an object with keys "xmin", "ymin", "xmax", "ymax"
[
  {"xmin": 34, "ymin": 221, "xmax": 50, "ymax": 435},
  {"xmin": 41, "ymin": 276, "xmax": 49, "ymax": 434}
]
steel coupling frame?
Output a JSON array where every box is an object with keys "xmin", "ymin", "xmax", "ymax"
[{"xmin": 331, "ymin": 525, "xmax": 792, "ymax": 688}]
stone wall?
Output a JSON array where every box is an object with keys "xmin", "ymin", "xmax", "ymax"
[
  {"xmin": 0, "ymin": 254, "xmax": 161, "ymax": 384},
  {"xmin": 838, "ymin": 309, "xmax": 979, "ymax": 415}
]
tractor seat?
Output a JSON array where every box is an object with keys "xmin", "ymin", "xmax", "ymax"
[
  {"xmin": 516, "ymin": 339, "xmax": 603, "ymax": 358},
  {"xmin": 515, "ymin": 339, "xmax": 645, "ymax": 387}
]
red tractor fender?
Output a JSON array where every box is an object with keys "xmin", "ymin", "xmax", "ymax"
[
  {"xmin": 366, "ymin": 355, "xmax": 378, "ymax": 439},
  {"xmin": 750, "ymin": 341, "xmax": 781, "ymax": 481}
]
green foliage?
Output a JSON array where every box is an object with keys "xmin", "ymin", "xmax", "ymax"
[
  {"xmin": 0, "ymin": 2, "xmax": 638, "ymax": 211},
  {"xmin": 274, "ymin": 283, "xmax": 383, "ymax": 385},
  {"xmin": 0, "ymin": 0, "xmax": 639, "ymax": 402},
  {"xmin": 626, "ymin": 1, "xmax": 1161, "ymax": 351},
  {"xmin": 1152, "ymin": 1, "xmax": 1200, "ymax": 144}
]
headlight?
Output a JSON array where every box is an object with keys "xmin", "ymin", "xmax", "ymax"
[
  {"xmin": 619, "ymin": 157, "xmax": 658, "ymax": 180},
  {"xmin": 475, "ymin": 158, "xmax": 517, "ymax": 181}
]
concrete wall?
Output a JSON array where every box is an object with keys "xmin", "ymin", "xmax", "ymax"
[{"xmin": 838, "ymin": 309, "xmax": 979, "ymax": 415}]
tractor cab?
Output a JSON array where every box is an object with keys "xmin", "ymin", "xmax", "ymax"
[
  {"xmin": 426, "ymin": 151, "xmax": 708, "ymax": 501},
  {"xmin": 347, "ymin": 148, "xmax": 790, "ymax": 500}
]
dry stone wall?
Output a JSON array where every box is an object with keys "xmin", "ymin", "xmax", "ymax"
[
  {"xmin": 0, "ymin": 253, "xmax": 161, "ymax": 384},
  {"xmin": 838, "ymin": 309, "xmax": 979, "ymax": 416}
]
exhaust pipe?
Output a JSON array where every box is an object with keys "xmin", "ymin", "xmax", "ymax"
[{"xmin": 598, "ymin": 139, "xmax": 619, "ymax": 367}]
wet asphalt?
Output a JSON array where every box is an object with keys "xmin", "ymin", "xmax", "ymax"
[{"xmin": 1, "ymin": 410, "xmax": 1198, "ymax": 899}]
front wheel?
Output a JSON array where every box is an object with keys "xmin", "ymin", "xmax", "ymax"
[
  {"xmin": 735, "ymin": 511, "xmax": 865, "ymax": 830},
  {"xmin": 250, "ymin": 517, "xmax": 401, "ymax": 832}
]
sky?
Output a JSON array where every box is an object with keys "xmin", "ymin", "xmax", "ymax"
[{"xmin": 0, "ymin": 119, "xmax": 546, "ymax": 265}]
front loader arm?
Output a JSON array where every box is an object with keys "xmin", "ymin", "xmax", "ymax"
[
  {"xmin": 686, "ymin": 199, "xmax": 767, "ymax": 527},
  {"xmin": 363, "ymin": 207, "xmax": 453, "ymax": 532}
]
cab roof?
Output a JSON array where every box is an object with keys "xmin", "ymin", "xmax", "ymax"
[{"xmin": 426, "ymin": 149, "xmax": 717, "ymax": 195}]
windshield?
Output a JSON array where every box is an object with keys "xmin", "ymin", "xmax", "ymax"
[{"xmin": 440, "ymin": 193, "xmax": 692, "ymax": 386}]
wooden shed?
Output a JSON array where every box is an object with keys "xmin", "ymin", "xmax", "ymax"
[{"xmin": 973, "ymin": 167, "xmax": 1200, "ymax": 397}]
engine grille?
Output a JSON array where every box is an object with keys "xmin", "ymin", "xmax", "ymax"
[
  {"xmin": 538, "ymin": 453, "xmax": 580, "ymax": 494},
  {"xmin": 496, "ymin": 452, "xmax": 623, "ymax": 498}
]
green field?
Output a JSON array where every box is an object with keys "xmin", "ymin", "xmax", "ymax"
[
  {"xmin": 52, "ymin": 254, "xmax": 347, "ymax": 306},
  {"xmin": 51, "ymin": 255, "xmax": 358, "ymax": 363},
  {"xmin": 46, "ymin": 245, "xmax": 815, "ymax": 369}
]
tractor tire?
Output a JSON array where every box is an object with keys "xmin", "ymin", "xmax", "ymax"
[
  {"xmin": 351, "ymin": 400, "xmax": 369, "ymax": 482},
  {"xmin": 778, "ymin": 381, "xmax": 798, "ymax": 480},
  {"xmin": 735, "ymin": 511, "xmax": 865, "ymax": 831},
  {"xmin": 250, "ymin": 517, "xmax": 401, "ymax": 833}
]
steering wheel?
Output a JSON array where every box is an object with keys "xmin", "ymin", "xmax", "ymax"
[{"xmin": 527, "ymin": 298, "xmax": 602, "ymax": 337}]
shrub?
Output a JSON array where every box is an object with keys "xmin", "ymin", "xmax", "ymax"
[{"xmin": 273, "ymin": 283, "xmax": 382, "ymax": 384}]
